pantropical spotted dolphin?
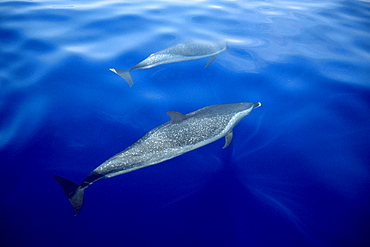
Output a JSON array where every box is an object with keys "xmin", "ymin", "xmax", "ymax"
[
  {"xmin": 54, "ymin": 102, "xmax": 261, "ymax": 215},
  {"xmin": 109, "ymin": 39, "xmax": 228, "ymax": 86}
]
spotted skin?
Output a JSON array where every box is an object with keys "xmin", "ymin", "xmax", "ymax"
[{"xmin": 54, "ymin": 102, "xmax": 261, "ymax": 215}]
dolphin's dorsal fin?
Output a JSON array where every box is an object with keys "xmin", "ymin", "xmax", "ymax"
[
  {"xmin": 223, "ymin": 131, "xmax": 233, "ymax": 149},
  {"xmin": 167, "ymin": 111, "xmax": 187, "ymax": 123},
  {"xmin": 184, "ymin": 38, "xmax": 194, "ymax": 44}
]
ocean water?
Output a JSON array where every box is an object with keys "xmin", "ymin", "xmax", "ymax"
[{"xmin": 1, "ymin": 0, "xmax": 370, "ymax": 246}]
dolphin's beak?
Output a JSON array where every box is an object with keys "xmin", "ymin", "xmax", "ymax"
[{"xmin": 253, "ymin": 102, "xmax": 262, "ymax": 109}]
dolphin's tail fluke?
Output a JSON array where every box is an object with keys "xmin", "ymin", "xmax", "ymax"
[
  {"xmin": 53, "ymin": 175, "xmax": 85, "ymax": 216},
  {"xmin": 109, "ymin": 68, "xmax": 133, "ymax": 87}
]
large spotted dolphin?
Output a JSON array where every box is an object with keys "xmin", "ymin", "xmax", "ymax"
[
  {"xmin": 54, "ymin": 102, "xmax": 261, "ymax": 215},
  {"xmin": 109, "ymin": 39, "xmax": 228, "ymax": 86}
]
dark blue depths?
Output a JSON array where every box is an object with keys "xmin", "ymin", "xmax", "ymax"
[{"xmin": 1, "ymin": 0, "xmax": 370, "ymax": 247}]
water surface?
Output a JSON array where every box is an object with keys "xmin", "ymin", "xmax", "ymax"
[{"xmin": 1, "ymin": 0, "xmax": 370, "ymax": 246}]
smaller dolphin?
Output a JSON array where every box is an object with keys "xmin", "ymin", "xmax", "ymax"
[
  {"xmin": 53, "ymin": 102, "xmax": 261, "ymax": 215},
  {"xmin": 109, "ymin": 39, "xmax": 228, "ymax": 86}
]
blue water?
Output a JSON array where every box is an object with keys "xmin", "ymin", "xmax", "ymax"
[{"xmin": 1, "ymin": 0, "xmax": 370, "ymax": 246}]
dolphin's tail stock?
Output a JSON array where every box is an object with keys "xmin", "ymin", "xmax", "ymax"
[
  {"xmin": 53, "ymin": 175, "xmax": 85, "ymax": 216},
  {"xmin": 109, "ymin": 68, "xmax": 134, "ymax": 87}
]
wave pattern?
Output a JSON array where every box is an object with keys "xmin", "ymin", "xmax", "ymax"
[{"xmin": 1, "ymin": 0, "xmax": 370, "ymax": 247}]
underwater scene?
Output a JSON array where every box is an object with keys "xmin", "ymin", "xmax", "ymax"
[{"xmin": 1, "ymin": 0, "xmax": 370, "ymax": 246}]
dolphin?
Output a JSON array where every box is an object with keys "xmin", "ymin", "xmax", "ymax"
[
  {"xmin": 109, "ymin": 39, "xmax": 228, "ymax": 86},
  {"xmin": 53, "ymin": 102, "xmax": 261, "ymax": 215}
]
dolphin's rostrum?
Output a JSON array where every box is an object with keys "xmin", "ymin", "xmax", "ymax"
[
  {"xmin": 54, "ymin": 102, "xmax": 261, "ymax": 215},
  {"xmin": 109, "ymin": 39, "xmax": 228, "ymax": 86}
]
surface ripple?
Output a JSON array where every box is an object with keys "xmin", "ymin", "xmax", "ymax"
[{"xmin": 1, "ymin": 1, "xmax": 369, "ymax": 247}]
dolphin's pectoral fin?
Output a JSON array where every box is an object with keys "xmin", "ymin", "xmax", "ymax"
[
  {"xmin": 204, "ymin": 55, "xmax": 217, "ymax": 68},
  {"xmin": 223, "ymin": 131, "xmax": 233, "ymax": 149},
  {"xmin": 167, "ymin": 111, "xmax": 187, "ymax": 123}
]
